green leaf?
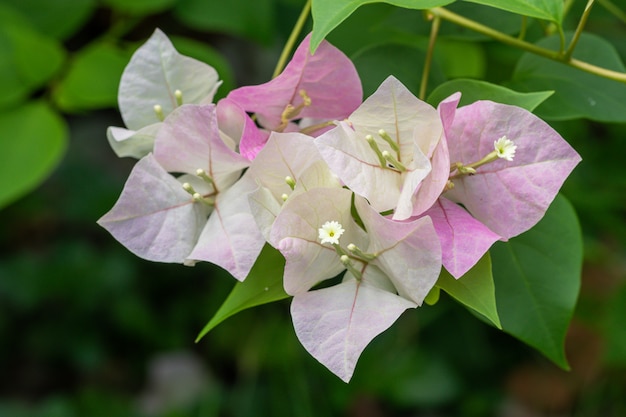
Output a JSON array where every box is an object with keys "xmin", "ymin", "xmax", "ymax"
[
  {"xmin": 102, "ymin": 0, "xmax": 179, "ymax": 15},
  {"xmin": 352, "ymin": 41, "xmax": 446, "ymax": 98},
  {"xmin": 311, "ymin": 0, "xmax": 455, "ymax": 52},
  {"xmin": 196, "ymin": 245, "xmax": 288, "ymax": 341},
  {"xmin": 1, "ymin": 0, "xmax": 95, "ymax": 40},
  {"xmin": 53, "ymin": 42, "xmax": 131, "ymax": 111},
  {"xmin": 490, "ymin": 194, "xmax": 582, "ymax": 369},
  {"xmin": 0, "ymin": 102, "xmax": 68, "ymax": 209},
  {"xmin": 462, "ymin": 0, "xmax": 563, "ymax": 24},
  {"xmin": 435, "ymin": 40, "xmax": 486, "ymax": 79},
  {"xmin": 0, "ymin": 10, "xmax": 66, "ymax": 109},
  {"xmin": 427, "ymin": 79, "xmax": 553, "ymax": 111},
  {"xmin": 604, "ymin": 284, "xmax": 626, "ymax": 367},
  {"xmin": 437, "ymin": 253, "xmax": 501, "ymax": 329},
  {"xmin": 324, "ymin": 3, "xmax": 401, "ymax": 56},
  {"xmin": 174, "ymin": 0, "xmax": 275, "ymax": 45},
  {"xmin": 509, "ymin": 33, "xmax": 626, "ymax": 122}
]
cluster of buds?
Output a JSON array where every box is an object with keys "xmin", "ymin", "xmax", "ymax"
[{"xmin": 99, "ymin": 30, "xmax": 581, "ymax": 382}]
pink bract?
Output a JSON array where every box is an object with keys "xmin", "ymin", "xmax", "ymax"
[
  {"xmin": 227, "ymin": 33, "xmax": 362, "ymax": 134},
  {"xmin": 444, "ymin": 100, "xmax": 582, "ymax": 240}
]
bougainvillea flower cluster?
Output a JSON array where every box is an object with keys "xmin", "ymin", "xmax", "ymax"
[{"xmin": 99, "ymin": 29, "xmax": 581, "ymax": 382}]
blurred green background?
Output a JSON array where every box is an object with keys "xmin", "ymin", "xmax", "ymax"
[{"xmin": 1, "ymin": 0, "xmax": 625, "ymax": 416}]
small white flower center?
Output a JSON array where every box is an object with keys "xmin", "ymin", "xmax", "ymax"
[
  {"xmin": 318, "ymin": 220, "xmax": 345, "ymax": 245},
  {"xmin": 494, "ymin": 136, "xmax": 517, "ymax": 161}
]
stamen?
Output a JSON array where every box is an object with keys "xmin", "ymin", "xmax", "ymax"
[
  {"xmin": 192, "ymin": 192, "xmax": 215, "ymax": 206},
  {"xmin": 281, "ymin": 193, "xmax": 289, "ymax": 202},
  {"xmin": 281, "ymin": 104, "xmax": 297, "ymax": 122},
  {"xmin": 153, "ymin": 104, "xmax": 165, "ymax": 121},
  {"xmin": 196, "ymin": 169, "xmax": 215, "ymax": 186},
  {"xmin": 450, "ymin": 136, "xmax": 518, "ymax": 179},
  {"xmin": 182, "ymin": 182, "xmax": 196, "ymax": 195},
  {"xmin": 285, "ymin": 176, "xmax": 296, "ymax": 190},
  {"xmin": 382, "ymin": 151, "xmax": 407, "ymax": 172},
  {"xmin": 340, "ymin": 254, "xmax": 363, "ymax": 281},
  {"xmin": 347, "ymin": 243, "xmax": 376, "ymax": 261},
  {"xmin": 299, "ymin": 89, "xmax": 312, "ymax": 107},
  {"xmin": 175, "ymin": 89, "xmax": 183, "ymax": 107},
  {"xmin": 453, "ymin": 162, "xmax": 476, "ymax": 175},
  {"xmin": 378, "ymin": 129, "xmax": 400, "ymax": 153},
  {"xmin": 277, "ymin": 90, "xmax": 313, "ymax": 131},
  {"xmin": 366, "ymin": 135, "xmax": 387, "ymax": 167}
]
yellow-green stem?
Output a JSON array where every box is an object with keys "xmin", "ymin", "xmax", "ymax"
[
  {"xmin": 429, "ymin": 7, "xmax": 626, "ymax": 84},
  {"xmin": 517, "ymin": 16, "xmax": 527, "ymax": 40},
  {"xmin": 565, "ymin": 0, "xmax": 596, "ymax": 60},
  {"xmin": 419, "ymin": 13, "xmax": 441, "ymax": 100},
  {"xmin": 272, "ymin": 0, "xmax": 312, "ymax": 79}
]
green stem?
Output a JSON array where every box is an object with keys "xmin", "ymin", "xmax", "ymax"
[
  {"xmin": 597, "ymin": 0, "xmax": 626, "ymax": 24},
  {"xmin": 429, "ymin": 7, "xmax": 626, "ymax": 84},
  {"xmin": 565, "ymin": 0, "xmax": 595, "ymax": 60},
  {"xmin": 272, "ymin": 0, "xmax": 312, "ymax": 78},
  {"xmin": 517, "ymin": 15, "xmax": 527, "ymax": 40},
  {"xmin": 419, "ymin": 13, "xmax": 441, "ymax": 100}
]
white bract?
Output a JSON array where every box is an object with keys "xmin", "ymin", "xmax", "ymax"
[{"xmin": 107, "ymin": 29, "xmax": 221, "ymax": 158}]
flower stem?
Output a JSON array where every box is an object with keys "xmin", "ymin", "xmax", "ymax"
[
  {"xmin": 429, "ymin": 6, "xmax": 626, "ymax": 84},
  {"xmin": 564, "ymin": 0, "xmax": 595, "ymax": 60},
  {"xmin": 272, "ymin": 0, "xmax": 312, "ymax": 79},
  {"xmin": 419, "ymin": 12, "xmax": 441, "ymax": 100},
  {"xmin": 517, "ymin": 15, "xmax": 527, "ymax": 40}
]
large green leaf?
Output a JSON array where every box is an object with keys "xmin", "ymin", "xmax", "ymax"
[
  {"xmin": 102, "ymin": 0, "xmax": 179, "ymax": 15},
  {"xmin": 0, "ymin": 8, "xmax": 65, "ymax": 109},
  {"xmin": 0, "ymin": 102, "xmax": 68, "ymax": 209},
  {"xmin": 437, "ymin": 253, "xmax": 501, "ymax": 329},
  {"xmin": 427, "ymin": 79, "xmax": 553, "ymax": 111},
  {"xmin": 490, "ymin": 194, "xmax": 582, "ymax": 369},
  {"xmin": 311, "ymin": 0, "xmax": 455, "ymax": 52},
  {"xmin": 1, "ymin": 0, "xmax": 95, "ymax": 40},
  {"xmin": 174, "ymin": 0, "xmax": 275, "ymax": 45},
  {"xmin": 352, "ymin": 41, "xmax": 446, "ymax": 97},
  {"xmin": 196, "ymin": 245, "xmax": 288, "ymax": 341},
  {"xmin": 509, "ymin": 33, "xmax": 626, "ymax": 122},
  {"xmin": 53, "ymin": 42, "xmax": 131, "ymax": 111},
  {"xmin": 435, "ymin": 40, "xmax": 486, "ymax": 78},
  {"xmin": 463, "ymin": 0, "xmax": 563, "ymax": 24}
]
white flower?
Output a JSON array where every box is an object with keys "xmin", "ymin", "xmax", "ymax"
[
  {"xmin": 494, "ymin": 136, "xmax": 517, "ymax": 161},
  {"xmin": 318, "ymin": 220, "xmax": 345, "ymax": 245}
]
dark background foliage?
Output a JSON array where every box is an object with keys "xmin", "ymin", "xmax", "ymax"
[{"xmin": 0, "ymin": 0, "xmax": 625, "ymax": 416}]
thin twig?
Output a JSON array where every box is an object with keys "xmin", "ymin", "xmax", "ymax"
[
  {"xmin": 564, "ymin": 0, "xmax": 595, "ymax": 60},
  {"xmin": 272, "ymin": 0, "xmax": 312, "ymax": 79},
  {"xmin": 419, "ymin": 13, "xmax": 441, "ymax": 100},
  {"xmin": 429, "ymin": 7, "xmax": 626, "ymax": 84}
]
